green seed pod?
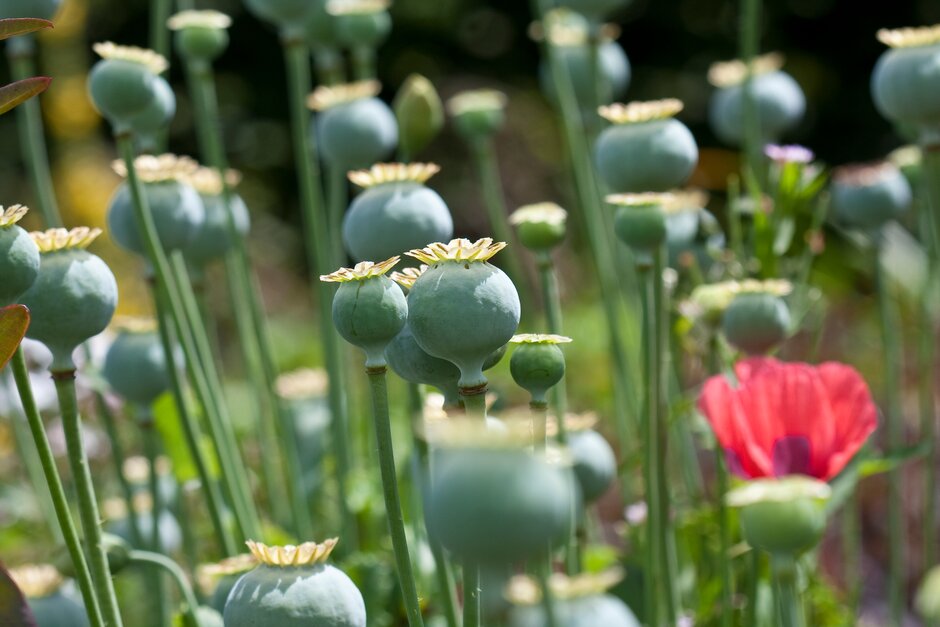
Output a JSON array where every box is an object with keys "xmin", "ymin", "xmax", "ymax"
[
  {"xmin": 168, "ymin": 11, "xmax": 232, "ymax": 63},
  {"xmin": 509, "ymin": 203, "xmax": 568, "ymax": 253},
  {"xmin": 126, "ymin": 75, "xmax": 176, "ymax": 137},
  {"xmin": 321, "ymin": 258, "xmax": 407, "ymax": 368},
  {"xmin": 405, "ymin": 238, "xmax": 521, "ymax": 390},
  {"xmin": 9, "ymin": 564, "xmax": 90, "ymax": 627},
  {"xmin": 447, "ymin": 89, "xmax": 507, "ymax": 142},
  {"xmin": 871, "ymin": 26, "xmax": 940, "ymax": 132},
  {"xmin": 343, "ymin": 163, "xmax": 453, "ymax": 262},
  {"xmin": 595, "ymin": 99, "xmax": 698, "ymax": 193},
  {"xmin": 196, "ymin": 554, "xmax": 259, "ymax": 615},
  {"xmin": 394, "ymin": 74, "xmax": 444, "ymax": 159},
  {"xmin": 107, "ymin": 155, "xmax": 207, "ymax": 257},
  {"xmin": 0, "ymin": 0, "xmax": 61, "ymax": 19},
  {"xmin": 510, "ymin": 594, "xmax": 640, "ymax": 627},
  {"xmin": 223, "ymin": 539, "xmax": 366, "ymax": 627},
  {"xmin": 0, "ymin": 205, "xmax": 40, "ymax": 308},
  {"xmin": 509, "ymin": 334, "xmax": 570, "ymax": 405},
  {"xmin": 19, "ymin": 228, "xmax": 117, "ymax": 372},
  {"xmin": 102, "ymin": 319, "xmax": 173, "ymax": 407},
  {"xmin": 568, "ymin": 428, "xmax": 617, "ymax": 502},
  {"xmin": 687, "ymin": 279, "xmax": 793, "ymax": 330},
  {"xmin": 385, "ymin": 322, "xmax": 461, "ymax": 404},
  {"xmin": 708, "ymin": 55, "xmax": 805, "ymax": 147},
  {"xmin": 666, "ymin": 201, "xmax": 724, "ymax": 272},
  {"xmin": 181, "ymin": 167, "xmax": 252, "ymax": 268},
  {"xmin": 721, "ymin": 291, "xmax": 790, "ymax": 355},
  {"xmin": 554, "ymin": 0, "xmax": 630, "ymax": 21},
  {"xmin": 310, "ymin": 81, "xmax": 398, "ymax": 170},
  {"xmin": 426, "ymin": 424, "xmax": 576, "ymax": 565},
  {"xmin": 830, "ymin": 161, "xmax": 912, "ymax": 232},
  {"xmin": 608, "ymin": 193, "xmax": 672, "ymax": 265},
  {"xmin": 331, "ymin": 0, "xmax": 392, "ymax": 49},
  {"xmin": 88, "ymin": 43, "xmax": 168, "ymax": 130},
  {"xmin": 242, "ymin": 0, "xmax": 314, "ymax": 31},
  {"xmin": 728, "ymin": 477, "xmax": 830, "ymax": 557}
]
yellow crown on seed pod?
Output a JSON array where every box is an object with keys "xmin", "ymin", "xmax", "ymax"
[
  {"xmin": 185, "ymin": 165, "xmax": 242, "ymax": 196},
  {"xmin": 505, "ymin": 568, "xmax": 626, "ymax": 605},
  {"xmin": 348, "ymin": 163, "xmax": 440, "ymax": 188},
  {"xmin": 510, "ymin": 334, "xmax": 572, "ymax": 344},
  {"xmin": 246, "ymin": 539, "xmax": 338, "ymax": 566},
  {"xmin": 509, "ymin": 202, "xmax": 567, "ymax": 226},
  {"xmin": 30, "ymin": 227, "xmax": 103, "ymax": 253},
  {"xmin": 0, "ymin": 204, "xmax": 29, "ymax": 227},
  {"xmin": 327, "ymin": 0, "xmax": 391, "ymax": 15},
  {"xmin": 111, "ymin": 316, "xmax": 159, "ymax": 333},
  {"xmin": 111, "ymin": 154, "xmax": 200, "ymax": 183},
  {"xmin": 546, "ymin": 411, "xmax": 599, "ymax": 438},
  {"xmin": 196, "ymin": 553, "xmax": 258, "ymax": 596},
  {"xmin": 8, "ymin": 564, "xmax": 65, "ymax": 599},
  {"xmin": 307, "ymin": 80, "xmax": 382, "ymax": 111},
  {"xmin": 390, "ymin": 265, "xmax": 428, "ymax": 289},
  {"xmin": 446, "ymin": 89, "xmax": 508, "ymax": 116},
  {"xmin": 598, "ymin": 99, "xmax": 684, "ymax": 125},
  {"xmin": 319, "ymin": 257, "xmax": 400, "ymax": 283},
  {"xmin": 167, "ymin": 10, "xmax": 232, "ymax": 30},
  {"xmin": 877, "ymin": 24, "xmax": 940, "ymax": 48},
  {"xmin": 406, "ymin": 238, "xmax": 507, "ymax": 264},
  {"xmin": 93, "ymin": 42, "xmax": 168, "ymax": 74},
  {"xmin": 707, "ymin": 52, "xmax": 785, "ymax": 88}
]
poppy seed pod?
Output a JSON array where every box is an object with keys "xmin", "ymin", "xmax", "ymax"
[
  {"xmin": 0, "ymin": 206, "xmax": 40, "ymax": 308},
  {"xmin": 107, "ymin": 155, "xmax": 206, "ymax": 257},
  {"xmin": 309, "ymin": 81, "xmax": 398, "ymax": 170},
  {"xmin": 385, "ymin": 323, "xmax": 462, "ymax": 405},
  {"xmin": 126, "ymin": 75, "xmax": 176, "ymax": 137},
  {"xmin": 667, "ymin": 204, "xmax": 725, "ymax": 272},
  {"xmin": 0, "ymin": 0, "xmax": 61, "ymax": 19},
  {"xmin": 393, "ymin": 74, "xmax": 444, "ymax": 159},
  {"xmin": 686, "ymin": 279, "xmax": 793, "ymax": 330},
  {"xmin": 331, "ymin": 0, "xmax": 392, "ymax": 49},
  {"xmin": 88, "ymin": 43, "xmax": 168, "ymax": 130},
  {"xmin": 343, "ymin": 163, "xmax": 453, "ymax": 262},
  {"xmin": 447, "ymin": 89, "xmax": 508, "ymax": 141},
  {"xmin": 506, "ymin": 570, "xmax": 640, "ymax": 627},
  {"xmin": 19, "ymin": 228, "xmax": 118, "ymax": 372},
  {"xmin": 168, "ymin": 10, "xmax": 232, "ymax": 63},
  {"xmin": 707, "ymin": 54, "xmax": 806, "ymax": 146},
  {"xmin": 321, "ymin": 258, "xmax": 407, "ymax": 368},
  {"xmin": 242, "ymin": 0, "xmax": 314, "ymax": 31},
  {"xmin": 595, "ymin": 99, "xmax": 698, "ymax": 193},
  {"xmin": 568, "ymin": 428, "xmax": 617, "ymax": 502},
  {"xmin": 609, "ymin": 193, "xmax": 672, "ymax": 265},
  {"xmin": 728, "ymin": 477, "xmax": 831, "ymax": 556},
  {"xmin": 871, "ymin": 26, "xmax": 940, "ymax": 132},
  {"xmin": 721, "ymin": 291, "xmax": 791, "ymax": 355},
  {"xmin": 223, "ymin": 539, "xmax": 366, "ymax": 627},
  {"xmin": 181, "ymin": 167, "xmax": 252, "ymax": 268},
  {"xmin": 509, "ymin": 334, "xmax": 571, "ymax": 405},
  {"xmin": 509, "ymin": 203, "xmax": 568, "ymax": 252},
  {"xmin": 831, "ymin": 161, "xmax": 912, "ymax": 232},
  {"xmin": 102, "ymin": 319, "xmax": 173, "ymax": 408},
  {"xmin": 9, "ymin": 564, "xmax": 89, "ymax": 627},
  {"xmin": 196, "ymin": 554, "xmax": 258, "ymax": 615},
  {"xmin": 405, "ymin": 239, "xmax": 521, "ymax": 390}
]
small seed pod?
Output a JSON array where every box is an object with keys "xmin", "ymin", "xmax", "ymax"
[
  {"xmin": 426, "ymin": 422, "xmax": 576, "ymax": 565},
  {"xmin": 394, "ymin": 74, "xmax": 445, "ymax": 159},
  {"xmin": 88, "ymin": 42, "xmax": 168, "ymax": 131},
  {"xmin": 181, "ymin": 166, "xmax": 251, "ymax": 268},
  {"xmin": 667, "ymin": 207, "xmax": 724, "ymax": 272},
  {"xmin": 103, "ymin": 495, "xmax": 184, "ymax": 553},
  {"xmin": 386, "ymin": 322, "xmax": 462, "ymax": 404},
  {"xmin": 19, "ymin": 228, "xmax": 117, "ymax": 372},
  {"xmin": 330, "ymin": 0, "xmax": 392, "ymax": 49},
  {"xmin": 686, "ymin": 279, "xmax": 793, "ymax": 330},
  {"xmin": 554, "ymin": 0, "xmax": 630, "ymax": 21},
  {"xmin": 242, "ymin": 0, "xmax": 314, "ymax": 31},
  {"xmin": 343, "ymin": 163, "xmax": 453, "ymax": 262},
  {"xmin": 405, "ymin": 238, "xmax": 521, "ymax": 390},
  {"xmin": 567, "ymin": 426, "xmax": 617, "ymax": 502},
  {"xmin": 707, "ymin": 54, "xmax": 806, "ymax": 147},
  {"xmin": 224, "ymin": 539, "xmax": 366, "ymax": 627},
  {"xmin": 595, "ymin": 99, "xmax": 698, "ymax": 193},
  {"xmin": 728, "ymin": 477, "xmax": 831, "ymax": 557},
  {"xmin": 721, "ymin": 291, "xmax": 791, "ymax": 355},
  {"xmin": 608, "ymin": 193, "xmax": 673, "ymax": 265},
  {"xmin": 108, "ymin": 154, "xmax": 206, "ymax": 257},
  {"xmin": 831, "ymin": 161, "xmax": 912, "ymax": 233},
  {"xmin": 196, "ymin": 554, "xmax": 259, "ymax": 615},
  {"xmin": 506, "ymin": 570, "xmax": 640, "ymax": 627},
  {"xmin": 321, "ymin": 258, "xmax": 407, "ymax": 368},
  {"xmin": 0, "ymin": 0, "xmax": 61, "ymax": 19},
  {"xmin": 168, "ymin": 10, "xmax": 232, "ymax": 64},
  {"xmin": 0, "ymin": 205, "xmax": 40, "ymax": 307},
  {"xmin": 9, "ymin": 564, "xmax": 89, "ymax": 627},
  {"xmin": 102, "ymin": 318, "xmax": 173, "ymax": 408},
  {"xmin": 126, "ymin": 74, "xmax": 176, "ymax": 138},
  {"xmin": 509, "ymin": 334, "xmax": 571, "ymax": 406},
  {"xmin": 309, "ymin": 81, "xmax": 398, "ymax": 170},
  {"xmin": 871, "ymin": 26, "xmax": 940, "ymax": 132},
  {"xmin": 509, "ymin": 203, "xmax": 568, "ymax": 253},
  {"xmin": 447, "ymin": 89, "xmax": 507, "ymax": 142}
]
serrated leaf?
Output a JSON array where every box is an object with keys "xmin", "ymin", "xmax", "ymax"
[
  {"xmin": 0, "ymin": 305, "xmax": 30, "ymax": 371},
  {"xmin": 0, "ymin": 18, "xmax": 53, "ymax": 41},
  {"xmin": 0, "ymin": 76, "xmax": 50, "ymax": 115},
  {"xmin": 0, "ymin": 560, "xmax": 38, "ymax": 627}
]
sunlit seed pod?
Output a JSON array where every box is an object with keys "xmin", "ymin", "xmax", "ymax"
[
  {"xmin": 169, "ymin": 11, "xmax": 233, "ymax": 62},
  {"xmin": 385, "ymin": 323, "xmax": 462, "ymax": 404},
  {"xmin": 509, "ymin": 335, "xmax": 571, "ymax": 405},
  {"xmin": 594, "ymin": 100, "xmax": 698, "ymax": 192},
  {"xmin": 0, "ymin": 205, "xmax": 40, "ymax": 307},
  {"xmin": 87, "ymin": 43, "xmax": 167, "ymax": 128},
  {"xmin": 126, "ymin": 75, "xmax": 176, "ymax": 137},
  {"xmin": 242, "ymin": 0, "xmax": 315, "ymax": 30},
  {"xmin": 102, "ymin": 321, "xmax": 173, "ymax": 408},
  {"xmin": 343, "ymin": 163, "xmax": 452, "ymax": 262},
  {"xmin": 567, "ymin": 428, "xmax": 617, "ymax": 502},
  {"xmin": 9, "ymin": 564, "xmax": 89, "ymax": 627},
  {"xmin": 20, "ymin": 228, "xmax": 117, "ymax": 372},
  {"xmin": 871, "ymin": 25, "xmax": 940, "ymax": 131},
  {"xmin": 305, "ymin": 0, "xmax": 340, "ymax": 49},
  {"xmin": 0, "ymin": 0, "xmax": 62, "ymax": 20},
  {"xmin": 510, "ymin": 202, "xmax": 567, "ymax": 252},
  {"xmin": 223, "ymin": 540, "xmax": 366, "ymax": 627},
  {"xmin": 310, "ymin": 81, "xmax": 398, "ymax": 170},
  {"xmin": 721, "ymin": 291, "xmax": 791, "ymax": 355},
  {"xmin": 394, "ymin": 75, "xmax": 445, "ymax": 159},
  {"xmin": 608, "ymin": 193, "xmax": 674, "ymax": 263},
  {"xmin": 830, "ymin": 161, "xmax": 912, "ymax": 232},
  {"xmin": 447, "ymin": 89, "xmax": 508, "ymax": 141}
]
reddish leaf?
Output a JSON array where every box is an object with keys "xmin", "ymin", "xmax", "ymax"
[
  {"xmin": 0, "ymin": 76, "xmax": 50, "ymax": 115},
  {"xmin": 0, "ymin": 18, "xmax": 53, "ymax": 41},
  {"xmin": 0, "ymin": 305, "xmax": 29, "ymax": 371},
  {"xmin": 0, "ymin": 561, "xmax": 38, "ymax": 627}
]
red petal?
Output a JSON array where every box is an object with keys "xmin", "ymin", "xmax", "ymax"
[{"xmin": 816, "ymin": 362, "xmax": 878, "ymax": 480}]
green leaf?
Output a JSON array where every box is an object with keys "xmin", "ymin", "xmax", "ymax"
[
  {"xmin": 0, "ymin": 76, "xmax": 50, "ymax": 115},
  {"xmin": 0, "ymin": 18, "xmax": 53, "ymax": 41},
  {"xmin": 858, "ymin": 441, "xmax": 930, "ymax": 477},
  {"xmin": 0, "ymin": 305, "xmax": 29, "ymax": 371},
  {"xmin": 0, "ymin": 560, "xmax": 38, "ymax": 627},
  {"xmin": 153, "ymin": 392, "xmax": 220, "ymax": 484}
]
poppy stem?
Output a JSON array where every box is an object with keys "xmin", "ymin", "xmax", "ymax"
[
  {"xmin": 842, "ymin": 488, "xmax": 861, "ymax": 616},
  {"xmin": 536, "ymin": 251, "xmax": 569, "ymax": 445},
  {"xmin": 141, "ymin": 412, "xmax": 169, "ymax": 627},
  {"xmin": 738, "ymin": 0, "xmax": 763, "ymax": 186},
  {"xmin": 708, "ymin": 334, "xmax": 734, "ymax": 627},
  {"xmin": 771, "ymin": 554, "xmax": 805, "ymax": 627},
  {"xmin": 127, "ymin": 550, "xmax": 205, "ymax": 627},
  {"xmin": 463, "ymin": 560, "xmax": 481, "ymax": 627}
]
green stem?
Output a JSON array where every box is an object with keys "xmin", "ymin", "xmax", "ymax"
[
  {"xmin": 366, "ymin": 367, "xmax": 425, "ymax": 627},
  {"xmin": 99, "ymin": 401, "xmax": 143, "ymax": 549},
  {"xmin": 10, "ymin": 349, "xmax": 105, "ymax": 627},
  {"xmin": 282, "ymin": 35, "xmax": 358, "ymax": 548},
  {"xmin": 460, "ymin": 388, "xmax": 488, "ymax": 420},
  {"xmin": 463, "ymin": 560, "xmax": 481, "ymax": 627},
  {"xmin": 716, "ymin": 447, "xmax": 733, "ymax": 627},
  {"xmin": 149, "ymin": 0, "xmax": 172, "ymax": 62},
  {"xmin": 739, "ymin": 0, "xmax": 763, "ymax": 183},
  {"xmin": 127, "ymin": 550, "xmax": 205, "ymax": 627},
  {"xmin": 7, "ymin": 37, "xmax": 63, "ymax": 228},
  {"xmin": 537, "ymin": 563, "xmax": 559, "ymax": 627},
  {"xmin": 312, "ymin": 47, "xmax": 346, "ymax": 86},
  {"xmin": 141, "ymin": 417, "xmax": 168, "ymax": 627},
  {"xmin": 771, "ymin": 555, "xmax": 805, "ymax": 627},
  {"xmin": 536, "ymin": 252, "xmax": 568, "ymax": 444},
  {"xmin": 842, "ymin": 489, "xmax": 861, "ymax": 617},
  {"xmin": 53, "ymin": 374, "xmax": 124, "ymax": 627},
  {"xmin": 327, "ymin": 162, "xmax": 348, "ymax": 266},
  {"xmin": 531, "ymin": 401, "xmax": 549, "ymax": 450},
  {"xmin": 351, "ymin": 45, "xmax": 376, "ymax": 81}
]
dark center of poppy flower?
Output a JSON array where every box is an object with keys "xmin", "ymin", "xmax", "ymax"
[{"xmin": 771, "ymin": 435, "xmax": 812, "ymax": 477}]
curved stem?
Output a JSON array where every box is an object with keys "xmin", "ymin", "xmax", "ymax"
[
  {"xmin": 366, "ymin": 367, "xmax": 425, "ymax": 627},
  {"xmin": 53, "ymin": 374, "xmax": 124, "ymax": 627},
  {"xmin": 127, "ymin": 550, "xmax": 204, "ymax": 627},
  {"xmin": 10, "ymin": 349, "xmax": 104, "ymax": 627}
]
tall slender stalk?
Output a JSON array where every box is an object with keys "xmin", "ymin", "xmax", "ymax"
[
  {"xmin": 366, "ymin": 367, "xmax": 425, "ymax": 627},
  {"xmin": 842, "ymin": 489, "xmax": 861, "ymax": 617},
  {"xmin": 771, "ymin": 555, "xmax": 805, "ymax": 627},
  {"xmin": 10, "ymin": 349, "xmax": 105, "ymax": 627},
  {"xmin": 463, "ymin": 560, "xmax": 481, "ymax": 627},
  {"xmin": 536, "ymin": 563, "xmax": 559, "ymax": 627},
  {"xmin": 97, "ymin": 399, "xmax": 143, "ymax": 549},
  {"xmin": 739, "ymin": 0, "xmax": 763, "ymax": 183},
  {"xmin": 128, "ymin": 550, "xmax": 205, "ymax": 627},
  {"xmin": 461, "ymin": 389, "xmax": 487, "ymax": 420},
  {"xmin": 149, "ymin": 0, "xmax": 172, "ymax": 61},
  {"xmin": 53, "ymin": 374, "xmax": 124, "ymax": 627},
  {"xmin": 141, "ymin": 416, "xmax": 168, "ymax": 627},
  {"xmin": 536, "ymin": 252, "xmax": 568, "ymax": 443}
]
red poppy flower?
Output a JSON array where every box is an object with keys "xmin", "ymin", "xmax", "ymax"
[{"xmin": 698, "ymin": 357, "xmax": 877, "ymax": 481}]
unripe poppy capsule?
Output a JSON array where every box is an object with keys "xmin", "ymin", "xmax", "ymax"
[
  {"xmin": 509, "ymin": 334, "xmax": 571, "ymax": 405},
  {"xmin": 447, "ymin": 89, "xmax": 507, "ymax": 142},
  {"xmin": 331, "ymin": 0, "xmax": 392, "ymax": 49},
  {"xmin": 721, "ymin": 291, "xmax": 791, "ymax": 355},
  {"xmin": 871, "ymin": 25, "xmax": 940, "ymax": 132},
  {"xmin": 509, "ymin": 203, "xmax": 568, "ymax": 252},
  {"xmin": 88, "ymin": 43, "xmax": 168, "ymax": 131},
  {"xmin": 830, "ymin": 161, "xmax": 912, "ymax": 233},
  {"xmin": 168, "ymin": 10, "xmax": 232, "ymax": 63},
  {"xmin": 181, "ymin": 166, "xmax": 251, "ymax": 268},
  {"xmin": 9, "ymin": 564, "xmax": 90, "ymax": 627},
  {"xmin": 0, "ymin": 0, "xmax": 61, "ymax": 19},
  {"xmin": 506, "ymin": 570, "xmax": 640, "ymax": 627},
  {"xmin": 0, "ymin": 205, "xmax": 40, "ymax": 308},
  {"xmin": 126, "ymin": 75, "xmax": 176, "ymax": 138},
  {"xmin": 608, "ymin": 193, "xmax": 673, "ymax": 264},
  {"xmin": 567, "ymin": 427, "xmax": 617, "ymax": 502},
  {"xmin": 102, "ymin": 318, "xmax": 174, "ymax": 408},
  {"xmin": 309, "ymin": 81, "xmax": 398, "ymax": 170},
  {"xmin": 196, "ymin": 554, "xmax": 258, "ymax": 615}
]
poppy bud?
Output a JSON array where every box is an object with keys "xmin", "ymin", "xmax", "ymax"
[
  {"xmin": 831, "ymin": 161, "xmax": 912, "ymax": 233},
  {"xmin": 393, "ymin": 74, "xmax": 444, "ymax": 159},
  {"xmin": 608, "ymin": 193, "xmax": 672, "ymax": 265},
  {"xmin": 168, "ymin": 10, "xmax": 232, "ymax": 63},
  {"xmin": 126, "ymin": 75, "xmax": 176, "ymax": 138},
  {"xmin": 721, "ymin": 291, "xmax": 790, "ymax": 355},
  {"xmin": 509, "ymin": 334, "xmax": 571, "ymax": 406},
  {"xmin": 0, "ymin": 205, "xmax": 39, "ymax": 308},
  {"xmin": 509, "ymin": 203, "xmax": 568, "ymax": 253},
  {"xmin": 506, "ymin": 569, "xmax": 640, "ymax": 627},
  {"xmin": 181, "ymin": 166, "xmax": 251, "ymax": 268},
  {"xmin": 447, "ymin": 89, "xmax": 507, "ymax": 142}
]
